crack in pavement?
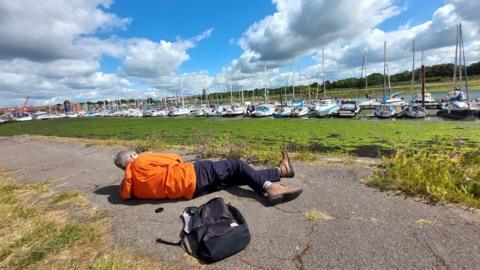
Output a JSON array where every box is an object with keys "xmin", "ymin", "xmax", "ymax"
[
  {"xmin": 238, "ymin": 257, "xmax": 268, "ymax": 270},
  {"xmin": 273, "ymin": 206, "xmax": 302, "ymax": 214},
  {"xmin": 411, "ymin": 228, "xmax": 449, "ymax": 270},
  {"xmin": 292, "ymin": 223, "xmax": 317, "ymax": 270}
]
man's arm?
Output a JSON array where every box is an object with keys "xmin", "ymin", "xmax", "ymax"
[{"xmin": 120, "ymin": 176, "xmax": 132, "ymax": 200}]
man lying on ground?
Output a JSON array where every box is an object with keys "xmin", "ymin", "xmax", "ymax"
[{"xmin": 114, "ymin": 150, "xmax": 303, "ymax": 205}]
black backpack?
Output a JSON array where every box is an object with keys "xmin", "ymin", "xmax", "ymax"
[{"xmin": 157, "ymin": 197, "xmax": 251, "ymax": 263}]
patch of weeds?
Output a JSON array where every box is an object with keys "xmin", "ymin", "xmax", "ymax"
[
  {"xmin": 304, "ymin": 209, "xmax": 332, "ymax": 222},
  {"xmin": 0, "ymin": 181, "xmax": 48, "ymax": 194},
  {"xmin": 293, "ymin": 151, "xmax": 319, "ymax": 162},
  {"xmin": 0, "ymin": 222, "xmax": 57, "ymax": 263},
  {"xmin": 368, "ymin": 141, "xmax": 480, "ymax": 209},
  {"xmin": 50, "ymin": 191, "xmax": 87, "ymax": 206},
  {"xmin": 416, "ymin": 219, "xmax": 432, "ymax": 225},
  {"xmin": 0, "ymin": 174, "xmax": 168, "ymax": 270},
  {"xmin": 91, "ymin": 250, "xmax": 170, "ymax": 270},
  {"xmin": 248, "ymin": 148, "xmax": 280, "ymax": 167},
  {"xmin": 193, "ymin": 129, "xmax": 252, "ymax": 161},
  {"xmin": 340, "ymin": 155, "xmax": 358, "ymax": 165},
  {"xmin": 16, "ymin": 224, "xmax": 86, "ymax": 268},
  {"xmin": 131, "ymin": 134, "xmax": 170, "ymax": 153}
]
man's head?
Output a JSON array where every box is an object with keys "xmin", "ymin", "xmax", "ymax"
[{"xmin": 114, "ymin": 150, "xmax": 139, "ymax": 170}]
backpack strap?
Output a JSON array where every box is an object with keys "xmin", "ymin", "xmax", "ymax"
[
  {"xmin": 156, "ymin": 207, "xmax": 195, "ymax": 248},
  {"xmin": 156, "ymin": 237, "xmax": 182, "ymax": 246}
]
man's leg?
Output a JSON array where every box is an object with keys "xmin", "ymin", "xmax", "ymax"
[
  {"xmin": 193, "ymin": 159, "xmax": 280, "ymax": 197},
  {"xmin": 193, "ymin": 152, "xmax": 302, "ymax": 205}
]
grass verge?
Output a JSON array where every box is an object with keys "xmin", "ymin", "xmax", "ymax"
[
  {"xmin": 0, "ymin": 170, "xmax": 168, "ymax": 270},
  {"xmin": 1, "ymin": 117, "xmax": 480, "ymax": 165},
  {"xmin": 367, "ymin": 141, "xmax": 480, "ymax": 209}
]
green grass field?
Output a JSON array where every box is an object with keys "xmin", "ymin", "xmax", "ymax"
[
  {"xmin": 1, "ymin": 117, "xmax": 479, "ymax": 158},
  {"xmin": 2, "ymin": 117, "xmax": 480, "ymax": 209}
]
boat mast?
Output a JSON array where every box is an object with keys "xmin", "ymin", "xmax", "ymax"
[
  {"xmin": 308, "ymin": 78, "xmax": 311, "ymax": 102},
  {"xmin": 411, "ymin": 40, "xmax": 415, "ymax": 98},
  {"xmin": 241, "ymin": 80, "xmax": 244, "ymax": 104},
  {"xmin": 386, "ymin": 44, "xmax": 391, "ymax": 96},
  {"xmin": 453, "ymin": 25, "xmax": 459, "ymax": 89},
  {"xmin": 383, "ymin": 41, "xmax": 387, "ymax": 99},
  {"xmin": 458, "ymin": 26, "xmax": 462, "ymax": 85},
  {"xmin": 362, "ymin": 51, "xmax": 368, "ymax": 97},
  {"xmin": 229, "ymin": 80, "xmax": 233, "ymax": 105},
  {"xmin": 460, "ymin": 24, "xmax": 470, "ymax": 109},
  {"xmin": 322, "ymin": 48, "xmax": 326, "ymax": 99},
  {"xmin": 421, "ymin": 47, "xmax": 425, "ymax": 108},
  {"xmin": 291, "ymin": 58, "xmax": 295, "ymax": 100},
  {"xmin": 315, "ymin": 68, "xmax": 319, "ymax": 102},
  {"xmin": 264, "ymin": 64, "xmax": 268, "ymax": 104},
  {"xmin": 252, "ymin": 78, "xmax": 256, "ymax": 103},
  {"xmin": 181, "ymin": 78, "xmax": 184, "ymax": 108}
]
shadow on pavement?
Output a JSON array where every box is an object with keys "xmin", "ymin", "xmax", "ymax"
[
  {"xmin": 94, "ymin": 185, "xmax": 166, "ymax": 205},
  {"xmin": 224, "ymin": 186, "xmax": 271, "ymax": 207},
  {"xmin": 95, "ymin": 184, "xmax": 272, "ymax": 207}
]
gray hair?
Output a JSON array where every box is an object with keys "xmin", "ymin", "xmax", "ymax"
[{"xmin": 114, "ymin": 150, "xmax": 136, "ymax": 170}]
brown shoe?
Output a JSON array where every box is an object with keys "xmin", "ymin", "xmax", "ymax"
[
  {"xmin": 266, "ymin": 183, "xmax": 303, "ymax": 205},
  {"xmin": 278, "ymin": 150, "xmax": 295, "ymax": 178}
]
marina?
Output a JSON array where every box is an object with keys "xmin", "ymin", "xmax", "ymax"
[{"xmin": 1, "ymin": 89, "xmax": 480, "ymax": 123}]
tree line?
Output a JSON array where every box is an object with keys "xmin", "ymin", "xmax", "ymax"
[{"xmin": 317, "ymin": 61, "xmax": 480, "ymax": 90}]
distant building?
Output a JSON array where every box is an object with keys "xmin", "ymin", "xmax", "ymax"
[{"xmin": 63, "ymin": 100, "xmax": 71, "ymax": 112}]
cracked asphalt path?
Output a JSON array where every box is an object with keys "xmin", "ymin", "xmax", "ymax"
[{"xmin": 1, "ymin": 135, "xmax": 480, "ymax": 269}]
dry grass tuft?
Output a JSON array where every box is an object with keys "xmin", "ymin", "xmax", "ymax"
[
  {"xmin": 0, "ymin": 168, "xmax": 168, "ymax": 270},
  {"xmin": 416, "ymin": 219, "xmax": 433, "ymax": 225},
  {"xmin": 304, "ymin": 209, "xmax": 333, "ymax": 223}
]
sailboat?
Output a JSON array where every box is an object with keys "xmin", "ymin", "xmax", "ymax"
[
  {"xmin": 403, "ymin": 40, "xmax": 427, "ymax": 118},
  {"xmin": 359, "ymin": 51, "xmax": 380, "ymax": 109},
  {"xmin": 15, "ymin": 112, "xmax": 33, "ymax": 121},
  {"xmin": 315, "ymin": 48, "xmax": 340, "ymax": 117},
  {"xmin": 291, "ymin": 61, "xmax": 309, "ymax": 117},
  {"xmin": 222, "ymin": 81, "xmax": 246, "ymax": 117},
  {"xmin": 168, "ymin": 78, "xmax": 190, "ymax": 116},
  {"xmin": 375, "ymin": 42, "xmax": 397, "ymax": 118},
  {"xmin": 252, "ymin": 65, "xmax": 275, "ymax": 117},
  {"xmin": 273, "ymin": 79, "xmax": 292, "ymax": 118},
  {"xmin": 291, "ymin": 100, "xmax": 309, "ymax": 117},
  {"xmin": 439, "ymin": 24, "xmax": 478, "ymax": 120}
]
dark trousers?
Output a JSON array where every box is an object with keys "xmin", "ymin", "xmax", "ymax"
[{"xmin": 193, "ymin": 159, "xmax": 281, "ymax": 197}]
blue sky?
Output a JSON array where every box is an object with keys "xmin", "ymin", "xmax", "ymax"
[
  {"xmin": 0, "ymin": 0, "xmax": 478, "ymax": 106},
  {"xmin": 100, "ymin": 0, "xmax": 446, "ymax": 76},
  {"xmin": 105, "ymin": 0, "xmax": 277, "ymax": 74}
]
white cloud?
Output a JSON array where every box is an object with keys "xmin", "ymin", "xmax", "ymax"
[
  {"xmin": 0, "ymin": 0, "xmax": 213, "ymax": 107},
  {"xmin": 0, "ymin": 0, "xmax": 130, "ymax": 61},
  {"xmin": 224, "ymin": 0, "xmax": 480, "ymax": 90},
  {"xmin": 121, "ymin": 29, "xmax": 214, "ymax": 80},
  {"xmin": 234, "ymin": 0, "xmax": 400, "ymax": 70}
]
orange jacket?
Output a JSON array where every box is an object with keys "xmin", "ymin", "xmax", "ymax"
[{"xmin": 120, "ymin": 153, "xmax": 196, "ymax": 200}]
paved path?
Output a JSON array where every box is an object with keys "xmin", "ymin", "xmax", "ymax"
[{"xmin": 1, "ymin": 135, "xmax": 480, "ymax": 269}]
